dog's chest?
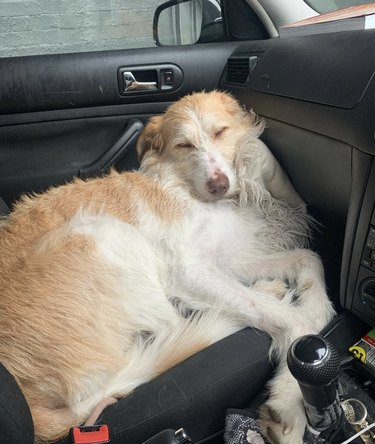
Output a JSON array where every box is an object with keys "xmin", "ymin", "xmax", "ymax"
[{"xmin": 172, "ymin": 203, "xmax": 266, "ymax": 265}]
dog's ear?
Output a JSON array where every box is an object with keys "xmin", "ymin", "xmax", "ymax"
[
  {"xmin": 136, "ymin": 115, "xmax": 163, "ymax": 162},
  {"xmin": 218, "ymin": 91, "xmax": 243, "ymax": 115}
]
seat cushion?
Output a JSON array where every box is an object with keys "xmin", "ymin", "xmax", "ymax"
[
  {"xmin": 0, "ymin": 328, "xmax": 272, "ymax": 444},
  {"xmin": 60, "ymin": 327, "xmax": 272, "ymax": 444}
]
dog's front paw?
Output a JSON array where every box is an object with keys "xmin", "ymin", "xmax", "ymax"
[
  {"xmin": 258, "ymin": 367, "xmax": 306, "ymax": 444},
  {"xmin": 252, "ymin": 279, "xmax": 288, "ymax": 300},
  {"xmin": 258, "ymin": 402, "xmax": 305, "ymax": 444}
]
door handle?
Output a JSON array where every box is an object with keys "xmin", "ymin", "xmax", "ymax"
[
  {"xmin": 123, "ymin": 71, "xmax": 157, "ymax": 91},
  {"xmin": 118, "ymin": 64, "xmax": 183, "ymax": 95}
]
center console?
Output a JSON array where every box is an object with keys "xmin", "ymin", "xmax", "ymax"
[
  {"xmin": 315, "ymin": 315, "xmax": 375, "ymax": 443},
  {"xmin": 312, "ymin": 150, "xmax": 375, "ymax": 441},
  {"xmin": 342, "ymin": 156, "xmax": 375, "ymax": 327}
]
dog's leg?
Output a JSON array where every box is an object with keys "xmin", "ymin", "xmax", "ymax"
[
  {"xmin": 173, "ymin": 262, "xmax": 312, "ymax": 444},
  {"xmin": 173, "ymin": 261, "xmax": 315, "ymax": 442},
  {"xmin": 71, "ymin": 212, "xmax": 182, "ymax": 332},
  {"xmin": 237, "ymin": 249, "xmax": 336, "ymax": 443},
  {"xmin": 251, "ymin": 279, "xmax": 288, "ymax": 300},
  {"xmin": 256, "ymin": 250, "xmax": 336, "ymax": 443},
  {"xmin": 257, "ymin": 140, "xmax": 305, "ymax": 208},
  {"xmin": 172, "ymin": 262, "xmax": 314, "ymax": 355},
  {"xmin": 258, "ymin": 363, "xmax": 307, "ymax": 444},
  {"xmin": 175, "ymin": 251, "xmax": 335, "ymax": 444},
  {"xmin": 238, "ymin": 248, "xmax": 336, "ymax": 333},
  {"xmin": 235, "ymin": 139, "xmax": 305, "ymax": 209}
]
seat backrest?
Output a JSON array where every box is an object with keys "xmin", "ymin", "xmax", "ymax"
[
  {"xmin": 0, "ymin": 196, "xmax": 10, "ymax": 217},
  {"xmin": 0, "ymin": 363, "xmax": 34, "ymax": 444},
  {"xmin": 0, "ymin": 198, "xmax": 34, "ymax": 442}
]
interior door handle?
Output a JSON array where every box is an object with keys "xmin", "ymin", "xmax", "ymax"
[
  {"xmin": 123, "ymin": 72, "xmax": 157, "ymax": 91},
  {"xmin": 118, "ymin": 64, "xmax": 183, "ymax": 95}
]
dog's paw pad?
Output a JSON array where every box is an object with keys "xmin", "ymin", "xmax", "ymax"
[{"xmin": 252, "ymin": 279, "xmax": 288, "ymax": 300}]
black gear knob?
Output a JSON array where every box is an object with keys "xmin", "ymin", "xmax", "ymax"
[{"xmin": 287, "ymin": 334, "xmax": 342, "ymax": 432}]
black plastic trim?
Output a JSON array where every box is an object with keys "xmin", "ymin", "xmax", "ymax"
[
  {"xmin": 79, "ymin": 119, "xmax": 144, "ymax": 179},
  {"xmin": 0, "ymin": 42, "xmax": 238, "ymax": 115},
  {"xmin": 221, "ymin": 30, "xmax": 375, "ymax": 155},
  {"xmin": 225, "ymin": 84, "xmax": 375, "ymax": 155},
  {"xmin": 223, "ymin": 30, "xmax": 375, "ymax": 109},
  {"xmin": 0, "ymin": 103, "xmax": 172, "ymax": 127},
  {"xmin": 348, "ymin": 159, "xmax": 375, "ymax": 325},
  {"xmin": 340, "ymin": 149, "xmax": 373, "ymax": 310}
]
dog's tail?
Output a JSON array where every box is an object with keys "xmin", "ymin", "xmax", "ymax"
[
  {"xmin": 101, "ymin": 308, "xmax": 245, "ymax": 401},
  {"xmin": 32, "ymin": 404, "xmax": 80, "ymax": 444}
]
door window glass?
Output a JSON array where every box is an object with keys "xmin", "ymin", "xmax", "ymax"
[{"xmin": 0, "ymin": 0, "xmax": 181, "ymax": 57}]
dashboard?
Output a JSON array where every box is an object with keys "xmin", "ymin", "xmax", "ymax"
[{"xmin": 220, "ymin": 29, "xmax": 375, "ymax": 324}]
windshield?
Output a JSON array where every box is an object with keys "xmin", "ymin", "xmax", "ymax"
[{"xmin": 304, "ymin": 0, "xmax": 375, "ymax": 14}]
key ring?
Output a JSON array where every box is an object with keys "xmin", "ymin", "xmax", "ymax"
[{"xmin": 341, "ymin": 398, "xmax": 368, "ymax": 426}]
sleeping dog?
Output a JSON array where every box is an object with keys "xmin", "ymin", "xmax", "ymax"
[{"xmin": 0, "ymin": 91, "xmax": 335, "ymax": 443}]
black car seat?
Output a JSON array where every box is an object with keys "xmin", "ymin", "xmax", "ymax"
[
  {"xmin": 0, "ymin": 199, "xmax": 33, "ymax": 443},
  {"xmin": 0, "ymin": 196, "xmax": 10, "ymax": 216},
  {"xmin": 0, "ymin": 363, "xmax": 34, "ymax": 444}
]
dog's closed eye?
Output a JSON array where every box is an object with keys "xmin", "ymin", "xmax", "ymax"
[
  {"xmin": 214, "ymin": 127, "xmax": 228, "ymax": 138},
  {"xmin": 176, "ymin": 142, "xmax": 196, "ymax": 149}
]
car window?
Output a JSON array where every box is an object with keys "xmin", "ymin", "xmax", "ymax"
[
  {"xmin": 0, "ymin": 0, "xmax": 152, "ymax": 57},
  {"xmin": 0, "ymin": 0, "xmax": 221, "ymax": 58},
  {"xmin": 0, "ymin": 0, "xmax": 271, "ymax": 59}
]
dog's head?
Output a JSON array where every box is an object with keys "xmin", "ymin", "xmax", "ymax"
[{"xmin": 137, "ymin": 91, "xmax": 263, "ymax": 202}]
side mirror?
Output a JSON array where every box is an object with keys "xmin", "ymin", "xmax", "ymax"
[{"xmin": 153, "ymin": 0, "xmax": 224, "ymax": 46}]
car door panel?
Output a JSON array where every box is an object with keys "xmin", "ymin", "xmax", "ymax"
[
  {"xmin": 0, "ymin": 42, "xmax": 238, "ymax": 205},
  {"xmin": 0, "ymin": 43, "xmax": 238, "ymax": 114},
  {"xmin": 0, "ymin": 116, "xmax": 143, "ymax": 204}
]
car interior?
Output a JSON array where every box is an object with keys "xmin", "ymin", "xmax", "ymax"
[{"xmin": 0, "ymin": 0, "xmax": 375, "ymax": 443}]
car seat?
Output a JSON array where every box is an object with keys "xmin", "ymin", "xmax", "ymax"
[{"xmin": 0, "ymin": 196, "xmax": 9, "ymax": 217}]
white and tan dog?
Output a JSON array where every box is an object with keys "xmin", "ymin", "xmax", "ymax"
[{"xmin": 0, "ymin": 91, "xmax": 335, "ymax": 443}]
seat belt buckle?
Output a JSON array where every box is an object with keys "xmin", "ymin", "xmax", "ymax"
[{"xmin": 72, "ymin": 424, "xmax": 110, "ymax": 444}]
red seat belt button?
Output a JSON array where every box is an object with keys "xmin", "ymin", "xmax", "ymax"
[{"xmin": 72, "ymin": 424, "xmax": 110, "ymax": 444}]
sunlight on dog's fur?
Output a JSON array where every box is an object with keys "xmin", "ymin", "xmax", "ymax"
[{"xmin": 0, "ymin": 91, "xmax": 335, "ymax": 443}]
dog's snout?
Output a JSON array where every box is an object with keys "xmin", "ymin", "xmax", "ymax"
[{"xmin": 206, "ymin": 172, "xmax": 229, "ymax": 197}]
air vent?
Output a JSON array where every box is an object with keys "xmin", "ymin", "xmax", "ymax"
[{"xmin": 225, "ymin": 57, "xmax": 250, "ymax": 84}]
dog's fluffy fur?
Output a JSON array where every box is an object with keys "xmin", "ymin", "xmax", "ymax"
[{"xmin": 0, "ymin": 91, "xmax": 335, "ymax": 443}]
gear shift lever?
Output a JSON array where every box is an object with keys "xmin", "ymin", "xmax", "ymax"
[{"xmin": 287, "ymin": 334, "xmax": 342, "ymax": 433}]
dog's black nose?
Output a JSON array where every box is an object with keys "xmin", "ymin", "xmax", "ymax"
[{"xmin": 207, "ymin": 173, "xmax": 229, "ymax": 196}]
